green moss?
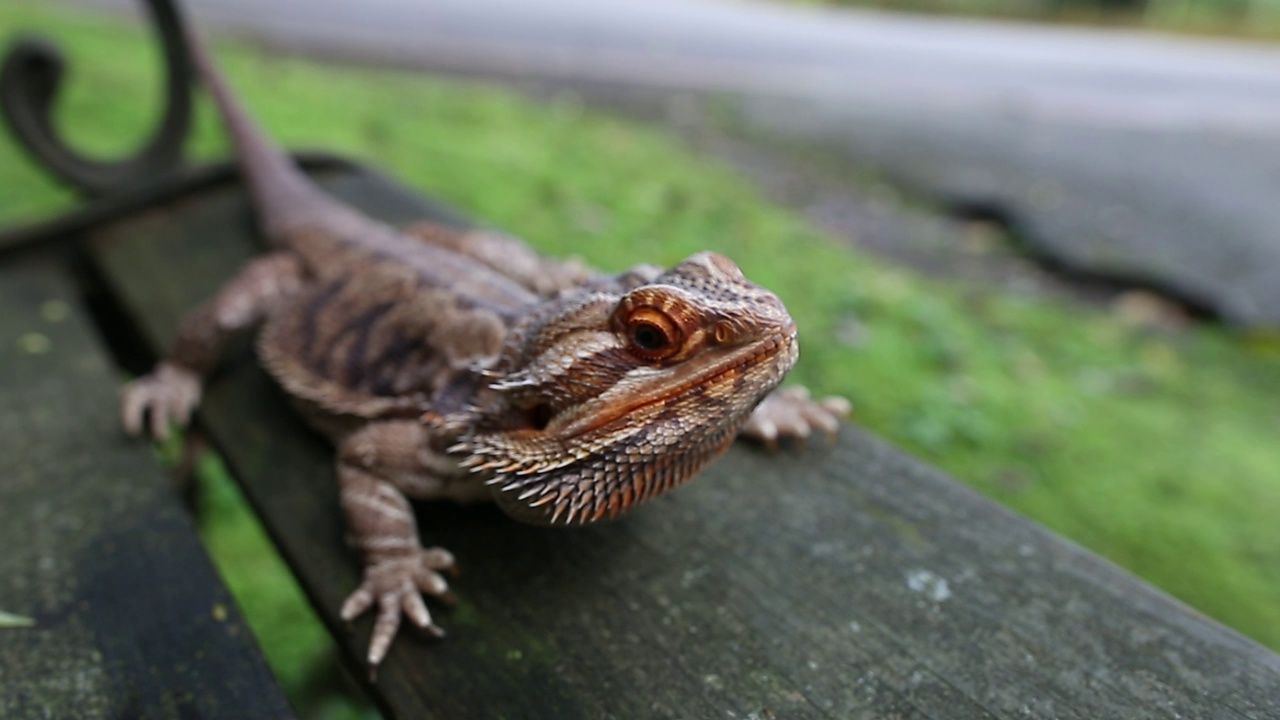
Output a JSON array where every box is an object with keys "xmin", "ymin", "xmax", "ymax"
[{"xmin": 3, "ymin": 2, "xmax": 1277, "ymax": 711}]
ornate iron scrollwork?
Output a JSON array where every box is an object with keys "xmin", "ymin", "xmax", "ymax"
[{"xmin": 0, "ymin": 0, "xmax": 193, "ymax": 197}]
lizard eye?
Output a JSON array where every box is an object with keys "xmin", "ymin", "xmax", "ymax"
[
  {"xmin": 632, "ymin": 323, "xmax": 665, "ymax": 350},
  {"xmin": 624, "ymin": 309, "xmax": 682, "ymax": 360}
]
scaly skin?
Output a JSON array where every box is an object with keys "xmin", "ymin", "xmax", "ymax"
[{"xmin": 121, "ymin": 16, "xmax": 849, "ymax": 672}]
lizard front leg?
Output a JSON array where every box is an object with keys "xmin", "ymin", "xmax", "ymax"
[
  {"xmin": 122, "ymin": 252, "xmax": 305, "ymax": 440},
  {"xmin": 336, "ymin": 419, "xmax": 487, "ymax": 670},
  {"xmin": 739, "ymin": 386, "xmax": 851, "ymax": 449}
]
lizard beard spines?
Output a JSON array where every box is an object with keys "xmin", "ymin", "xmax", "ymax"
[
  {"xmin": 477, "ymin": 422, "xmax": 738, "ymax": 526},
  {"xmin": 453, "ymin": 361, "xmax": 763, "ymax": 527}
]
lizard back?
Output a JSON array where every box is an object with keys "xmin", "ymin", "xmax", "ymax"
[
  {"xmin": 184, "ymin": 21, "xmax": 550, "ymax": 425},
  {"xmin": 257, "ymin": 233, "xmax": 532, "ymax": 427}
]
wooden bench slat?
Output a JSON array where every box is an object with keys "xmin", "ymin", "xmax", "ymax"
[
  {"xmin": 88, "ymin": 165, "xmax": 1280, "ymax": 719},
  {"xmin": 0, "ymin": 256, "xmax": 296, "ymax": 719}
]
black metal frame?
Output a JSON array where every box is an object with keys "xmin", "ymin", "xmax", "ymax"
[
  {"xmin": 1, "ymin": 0, "xmax": 192, "ymax": 197},
  {"xmin": 0, "ymin": 0, "xmax": 363, "ymax": 260}
]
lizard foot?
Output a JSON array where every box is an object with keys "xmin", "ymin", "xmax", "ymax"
[
  {"xmin": 741, "ymin": 385, "xmax": 851, "ymax": 449},
  {"xmin": 340, "ymin": 547, "xmax": 457, "ymax": 670},
  {"xmin": 120, "ymin": 362, "xmax": 202, "ymax": 441}
]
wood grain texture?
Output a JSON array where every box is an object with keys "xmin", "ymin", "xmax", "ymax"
[
  {"xmin": 0, "ymin": 256, "xmax": 294, "ymax": 720},
  {"xmin": 89, "ymin": 166, "xmax": 1280, "ymax": 720}
]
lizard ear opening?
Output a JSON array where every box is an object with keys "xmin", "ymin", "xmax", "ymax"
[{"xmin": 525, "ymin": 403, "xmax": 553, "ymax": 431}]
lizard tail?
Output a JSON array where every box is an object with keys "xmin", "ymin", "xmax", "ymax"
[{"xmin": 182, "ymin": 21, "xmax": 333, "ymax": 243}]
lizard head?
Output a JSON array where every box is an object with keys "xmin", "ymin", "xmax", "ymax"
[{"xmin": 449, "ymin": 251, "xmax": 798, "ymax": 526}]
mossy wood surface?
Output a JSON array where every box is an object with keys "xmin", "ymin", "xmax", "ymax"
[
  {"xmin": 0, "ymin": 257, "xmax": 294, "ymax": 719},
  {"xmin": 80, "ymin": 166, "xmax": 1280, "ymax": 719}
]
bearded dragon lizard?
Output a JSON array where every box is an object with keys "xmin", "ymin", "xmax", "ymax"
[{"xmin": 121, "ymin": 21, "xmax": 849, "ymax": 671}]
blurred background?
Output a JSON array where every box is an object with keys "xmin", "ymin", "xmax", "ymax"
[{"xmin": 3, "ymin": 0, "xmax": 1278, "ymax": 717}]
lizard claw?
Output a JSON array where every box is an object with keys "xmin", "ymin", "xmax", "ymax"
[
  {"xmin": 121, "ymin": 362, "xmax": 202, "ymax": 441},
  {"xmin": 341, "ymin": 547, "xmax": 456, "ymax": 669},
  {"xmin": 740, "ymin": 385, "xmax": 851, "ymax": 449}
]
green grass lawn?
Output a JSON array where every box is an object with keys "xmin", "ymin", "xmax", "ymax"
[{"xmin": 3, "ymin": 0, "xmax": 1278, "ymax": 712}]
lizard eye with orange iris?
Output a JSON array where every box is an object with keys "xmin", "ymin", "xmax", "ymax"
[
  {"xmin": 624, "ymin": 309, "xmax": 682, "ymax": 360},
  {"xmin": 631, "ymin": 322, "xmax": 668, "ymax": 351}
]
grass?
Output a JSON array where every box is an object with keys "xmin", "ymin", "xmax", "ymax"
[{"xmin": 3, "ymin": 0, "xmax": 1278, "ymax": 713}]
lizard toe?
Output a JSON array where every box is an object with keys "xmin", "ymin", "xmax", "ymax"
[
  {"xmin": 346, "ymin": 548, "xmax": 455, "ymax": 669},
  {"xmin": 368, "ymin": 589, "xmax": 405, "ymax": 668},
  {"xmin": 340, "ymin": 585, "xmax": 376, "ymax": 623},
  {"xmin": 120, "ymin": 362, "xmax": 202, "ymax": 441}
]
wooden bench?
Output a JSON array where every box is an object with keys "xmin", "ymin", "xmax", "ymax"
[
  {"xmin": 0, "ymin": 192, "xmax": 296, "ymax": 716},
  {"xmin": 3, "ymin": 8, "xmax": 1279, "ymax": 719}
]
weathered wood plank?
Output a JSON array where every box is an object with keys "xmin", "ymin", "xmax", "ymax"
[
  {"xmin": 0, "ymin": 256, "xmax": 295, "ymax": 719},
  {"xmin": 88, "ymin": 165, "xmax": 1280, "ymax": 720}
]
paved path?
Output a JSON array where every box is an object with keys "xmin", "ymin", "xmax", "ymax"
[{"xmin": 74, "ymin": 0, "xmax": 1280, "ymax": 324}]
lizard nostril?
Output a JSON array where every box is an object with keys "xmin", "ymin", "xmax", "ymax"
[{"xmin": 712, "ymin": 321, "xmax": 734, "ymax": 345}]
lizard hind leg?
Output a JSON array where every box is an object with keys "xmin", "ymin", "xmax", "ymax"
[{"xmin": 336, "ymin": 420, "xmax": 487, "ymax": 670}]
